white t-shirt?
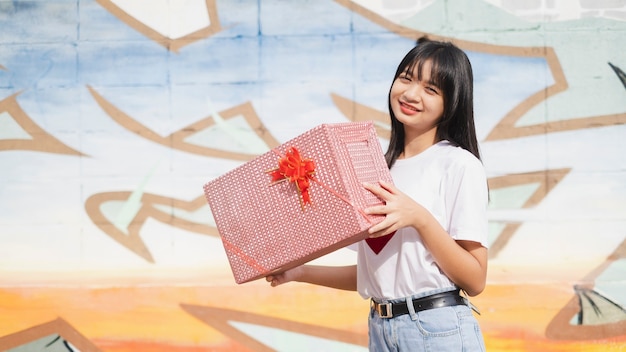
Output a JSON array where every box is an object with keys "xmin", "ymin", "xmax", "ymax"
[{"xmin": 356, "ymin": 140, "xmax": 489, "ymax": 300}]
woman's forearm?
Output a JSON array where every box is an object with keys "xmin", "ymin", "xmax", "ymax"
[
  {"xmin": 294, "ymin": 265, "xmax": 358, "ymax": 291},
  {"xmin": 267, "ymin": 264, "xmax": 357, "ymax": 290}
]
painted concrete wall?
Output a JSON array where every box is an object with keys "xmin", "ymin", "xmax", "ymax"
[{"xmin": 0, "ymin": 0, "xmax": 624, "ymax": 351}]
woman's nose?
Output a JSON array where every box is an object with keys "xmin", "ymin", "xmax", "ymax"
[{"xmin": 403, "ymin": 84, "xmax": 422, "ymax": 101}]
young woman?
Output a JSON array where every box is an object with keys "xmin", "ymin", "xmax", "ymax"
[{"xmin": 267, "ymin": 38, "xmax": 489, "ymax": 351}]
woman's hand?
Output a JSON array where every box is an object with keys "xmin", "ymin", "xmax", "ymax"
[
  {"xmin": 363, "ymin": 180, "xmax": 425, "ymax": 237},
  {"xmin": 266, "ymin": 266, "xmax": 304, "ymax": 287}
]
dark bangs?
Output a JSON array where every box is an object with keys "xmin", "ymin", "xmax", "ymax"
[{"xmin": 394, "ymin": 44, "xmax": 450, "ymax": 92}]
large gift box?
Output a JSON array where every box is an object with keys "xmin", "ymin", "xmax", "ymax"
[{"xmin": 203, "ymin": 121, "xmax": 392, "ymax": 284}]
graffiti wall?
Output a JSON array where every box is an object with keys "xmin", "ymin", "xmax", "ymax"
[{"xmin": 0, "ymin": 0, "xmax": 624, "ymax": 351}]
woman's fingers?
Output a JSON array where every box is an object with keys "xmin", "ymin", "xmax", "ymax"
[
  {"xmin": 368, "ymin": 222, "xmax": 397, "ymax": 237},
  {"xmin": 377, "ymin": 179, "xmax": 396, "ymax": 193},
  {"xmin": 363, "ymin": 181, "xmax": 394, "ymax": 199},
  {"xmin": 363, "ymin": 205, "xmax": 386, "ymax": 215},
  {"xmin": 266, "ymin": 266, "xmax": 304, "ymax": 287},
  {"xmin": 363, "ymin": 180, "xmax": 397, "ymax": 215},
  {"xmin": 266, "ymin": 273, "xmax": 283, "ymax": 287},
  {"xmin": 363, "ymin": 180, "xmax": 405, "ymax": 236}
]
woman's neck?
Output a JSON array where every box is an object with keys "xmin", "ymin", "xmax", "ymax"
[{"xmin": 401, "ymin": 127, "xmax": 439, "ymax": 159}]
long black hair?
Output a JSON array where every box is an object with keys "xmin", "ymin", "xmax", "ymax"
[{"xmin": 385, "ymin": 38, "xmax": 481, "ymax": 168}]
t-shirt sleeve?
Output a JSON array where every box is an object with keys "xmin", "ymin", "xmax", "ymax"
[{"xmin": 446, "ymin": 155, "xmax": 489, "ymax": 248}]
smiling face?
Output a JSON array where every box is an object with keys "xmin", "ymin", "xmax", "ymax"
[{"xmin": 389, "ymin": 59, "xmax": 444, "ymax": 146}]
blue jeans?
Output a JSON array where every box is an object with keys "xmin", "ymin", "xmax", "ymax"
[{"xmin": 368, "ymin": 289, "xmax": 486, "ymax": 351}]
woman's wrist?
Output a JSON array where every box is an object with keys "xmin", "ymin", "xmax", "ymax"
[{"xmin": 411, "ymin": 204, "xmax": 432, "ymax": 232}]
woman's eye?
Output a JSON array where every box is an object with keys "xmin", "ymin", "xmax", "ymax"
[
  {"xmin": 425, "ymin": 86, "xmax": 439, "ymax": 94},
  {"xmin": 399, "ymin": 74, "xmax": 412, "ymax": 82}
]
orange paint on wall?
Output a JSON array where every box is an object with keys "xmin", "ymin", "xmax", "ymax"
[
  {"xmin": 0, "ymin": 282, "xmax": 623, "ymax": 351},
  {"xmin": 94, "ymin": 339, "xmax": 246, "ymax": 352},
  {"xmin": 473, "ymin": 284, "xmax": 573, "ymax": 333},
  {"xmin": 0, "ymin": 283, "xmax": 367, "ymax": 350}
]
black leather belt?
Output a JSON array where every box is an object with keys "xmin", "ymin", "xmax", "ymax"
[{"xmin": 371, "ymin": 290, "xmax": 467, "ymax": 319}]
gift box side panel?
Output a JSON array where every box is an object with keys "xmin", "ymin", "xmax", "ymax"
[
  {"xmin": 203, "ymin": 155, "xmax": 286, "ymax": 283},
  {"xmin": 203, "ymin": 156, "xmax": 278, "ymax": 247}
]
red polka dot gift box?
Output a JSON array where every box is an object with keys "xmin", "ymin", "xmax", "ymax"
[{"xmin": 203, "ymin": 121, "xmax": 392, "ymax": 284}]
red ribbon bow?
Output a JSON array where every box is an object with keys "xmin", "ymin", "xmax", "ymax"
[{"xmin": 268, "ymin": 147, "xmax": 316, "ymax": 207}]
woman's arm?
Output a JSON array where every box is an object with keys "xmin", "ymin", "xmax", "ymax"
[
  {"xmin": 364, "ymin": 180, "xmax": 488, "ymax": 296},
  {"xmin": 266, "ymin": 265, "xmax": 357, "ymax": 291},
  {"xmin": 410, "ymin": 224, "xmax": 487, "ymax": 296}
]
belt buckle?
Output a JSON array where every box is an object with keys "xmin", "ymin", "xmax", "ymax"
[{"xmin": 375, "ymin": 302, "xmax": 393, "ymax": 318}]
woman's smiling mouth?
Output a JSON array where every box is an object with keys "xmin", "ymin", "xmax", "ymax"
[{"xmin": 399, "ymin": 101, "xmax": 419, "ymax": 114}]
